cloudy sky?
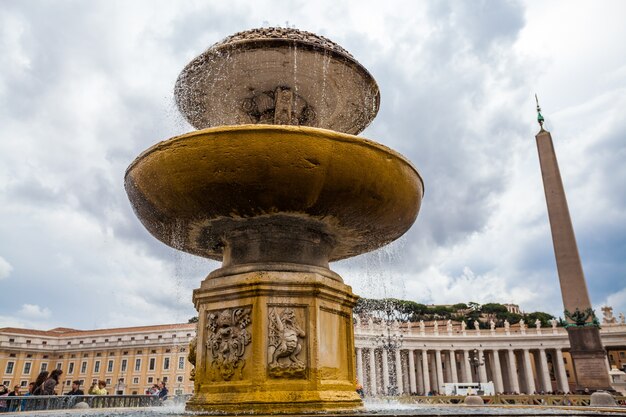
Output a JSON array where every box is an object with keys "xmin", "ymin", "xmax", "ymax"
[{"xmin": 1, "ymin": 0, "xmax": 625, "ymax": 330}]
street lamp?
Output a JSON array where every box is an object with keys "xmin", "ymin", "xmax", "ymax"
[
  {"xmin": 373, "ymin": 324, "xmax": 403, "ymax": 396},
  {"xmin": 469, "ymin": 348, "xmax": 485, "ymax": 388}
]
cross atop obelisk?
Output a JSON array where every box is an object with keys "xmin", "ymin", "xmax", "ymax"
[{"xmin": 533, "ymin": 97, "xmax": 611, "ymax": 392}]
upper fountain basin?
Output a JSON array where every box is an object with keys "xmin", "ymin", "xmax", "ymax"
[
  {"xmin": 175, "ymin": 27, "xmax": 380, "ymax": 135},
  {"xmin": 125, "ymin": 125, "xmax": 423, "ymax": 263}
]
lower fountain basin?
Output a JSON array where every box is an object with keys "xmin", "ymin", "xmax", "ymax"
[{"xmin": 125, "ymin": 125, "xmax": 423, "ymax": 265}]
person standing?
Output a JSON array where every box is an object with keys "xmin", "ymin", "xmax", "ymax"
[
  {"xmin": 157, "ymin": 382, "xmax": 168, "ymax": 401},
  {"xmin": 32, "ymin": 371, "xmax": 49, "ymax": 395},
  {"xmin": 41, "ymin": 369, "xmax": 63, "ymax": 395},
  {"xmin": 67, "ymin": 381, "xmax": 84, "ymax": 396},
  {"xmin": 93, "ymin": 380, "xmax": 108, "ymax": 395},
  {"xmin": 7, "ymin": 385, "xmax": 21, "ymax": 412}
]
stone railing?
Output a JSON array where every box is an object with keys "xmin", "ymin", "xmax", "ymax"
[
  {"xmin": 0, "ymin": 394, "xmax": 190, "ymax": 412},
  {"xmin": 391, "ymin": 394, "xmax": 626, "ymax": 406}
]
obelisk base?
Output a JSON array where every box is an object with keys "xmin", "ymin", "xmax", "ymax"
[
  {"xmin": 187, "ymin": 267, "xmax": 363, "ymax": 414},
  {"xmin": 567, "ymin": 326, "xmax": 613, "ymax": 392}
]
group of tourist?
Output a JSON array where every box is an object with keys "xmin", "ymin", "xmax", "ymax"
[{"xmin": 145, "ymin": 382, "xmax": 169, "ymax": 400}]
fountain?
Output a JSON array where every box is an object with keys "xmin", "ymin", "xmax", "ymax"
[{"xmin": 125, "ymin": 27, "xmax": 423, "ymax": 414}]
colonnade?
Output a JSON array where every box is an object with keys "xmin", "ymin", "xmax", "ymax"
[{"xmin": 354, "ymin": 346, "xmax": 570, "ymax": 396}]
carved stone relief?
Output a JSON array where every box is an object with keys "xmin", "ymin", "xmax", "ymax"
[
  {"xmin": 206, "ymin": 307, "xmax": 252, "ymax": 381},
  {"xmin": 268, "ymin": 306, "xmax": 307, "ymax": 378}
]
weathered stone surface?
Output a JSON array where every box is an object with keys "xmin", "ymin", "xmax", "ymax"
[
  {"xmin": 187, "ymin": 269, "xmax": 362, "ymax": 413},
  {"xmin": 72, "ymin": 402, "xmax": 90, "ymax": 409},
  {"xmin": 589, "ymin": 391, "xmax": 617, "ymax": 406},
  {"xmin": 125, "ymin": 125, "xmax": 423, "ymax": 264},
  {"xmin": 175, "ymin": 27, "xmax": 379, "ymax": 135},
  {"xmin": 464, "ymin": 395, "xmax": 484, "ymax": 405}
]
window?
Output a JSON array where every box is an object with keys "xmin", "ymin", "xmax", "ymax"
[
  {"xmin": 66, "ymin": 380, "xmax": 71, "ymax": 385},
  {"xmin": 2, "ymin": 381, "xmax": 10, "ymax": 387},
  {"xmin": 43, "ymin": 355, "xmax": 48, "ymax": 359},
  {"xmin": 104, "ymin": 339, "xmax": 109, "ymax": 343},
  {"xmin": 620, "ymin": 352, "xmax": 625, "ymax": 358},
  {"xmin": 5, "ymin": 362, "xmax": 14, "ymax": 374},
  {"xmin": 179, "ymin": 348, "xmax": 186, "ymax": 353},
  {"xmin": 148, "ymin": 377, "xmax": 153, "ymax": 383},
  {"xmin": 8, "ymin": 338, "xmax": 14, "ymax": 342},
  {"xmin": 107, "ymin": 360, "xmax": 114, "ymax": 373},
  {"xmin": 123, "ymin": 351, "xmax": 128, "ymax": 355},
  {"xmin": 68, "ymin": 362, "xmax": 75, "ymax": 374},
  {"xmin": 92, "ymin": 340, "xmax": 96, "ymax": 343},
  {"xmin": 130, "ymin": 337, "xmax": 135, "ymax": 341},
  {"xmin": 177, "ymin": 376, "xmax": 183, "ymax": 383},
  {"xmin": 133, "ymin": 377, "xmax": 139, "ymax": 384},
  {"xmin": 80, "ymin": 361, "xmax": 87, "ymax": 374},
  {"xmin": 186, "ymin": 333, "xmax": 191, "ymax": 337},
  {"xmin": 165, "ymin": 349, "xmax": 171, "ymax": 353},
  {"xmin": 83, "ymin": 354, "xmax": 88, "ymax": 358},
  {"xmin": 162, "ymin": 376, "xmax": 168, "ymax": 383},
  {"xmin": 94, "ymin": 360, "xmax": 101, "ymax": 373},
  {"xmin": 70, "ymin": 354, "xmax": 76, "ymax": 358},
  {"xmin": 23, "ymin": 362, "xmax": 32, "ymax": 375},
  {"xmin": 178, "ymin": 357, "xmax": 185, "ymax": 370},
  {"xmin": 158, "ymin": 335, "xmax": 162, "ymax": 339},
  {"xmin": 144, "ymin": 336, "xmax": 149, "ymax": 340},
  {"xmin": 150, "ymin": 350, "xmax": 156, "ymax": 354},
  {"xmin": 40, "ymin": 363, "xmax": 48, "ymax": 372},
  {"xmin": 96, "ymin": 353, "xmax": 101, "ymax": 357},
  {"xmin": 26, "ymin": 354, "xmax": 32, "ymax": 358},
  {"xmin": 105, "ymin": 378, "xmax": 111, "ymax": 384},
  {"xmin": 26, "ymin": 340, "xmax": 31, "ymax": 344},
  {"xmin": 67, "ymin": 341, "xmax": 72, "ymax": 345},
  {"xmin": 20, "ymin": 380, "xmax": 28, "ymax": 387},
  {"xmin": 109, "ymin": 352, "xmax": 114, "ymax": 356},
  {"xmin": 149, "ymin": 358, "xmax": 156, "ymax": 371},
  {"xmin": 163, "ymin": 357, "xmax": 170, "ymax": 370},
  {"xmin": 79, "ymin": 341, "xmax": 83, "ymax": 344},
  {"xmin": 135, "ymin": 359, "xmax": 141, "ymax": 372},
  {"xmin": 121, "ymin": 359, "xmax": 128, "ymax": 372},
  {"xmin": 56, "ymin": 362, "xmax": 62, "ymax": 370},
  {"xmin": 136, "ymin": 350, "xmax": 142, "ymax": 354},
  {"xmin": 42, "ymin": 341, "xmax": 47, "ymax": 345},
  {"xmin": 118, "ymin": 338, "xmax": 122, "ymax": 342},
  {"xmin": 9, "ymin": 354, "xmax": 16, "ymax": 358}
]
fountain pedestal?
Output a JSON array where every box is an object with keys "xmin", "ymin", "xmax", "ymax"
[{"xmin": 187, "ymin": 270, "xmax": 361, "ymax": 413}]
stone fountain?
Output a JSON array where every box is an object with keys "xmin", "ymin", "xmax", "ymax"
[{"xmin": 125, "ymin": 27, "xmax": 423, "ymax": 414}]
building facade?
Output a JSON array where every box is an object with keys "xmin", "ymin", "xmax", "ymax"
[
  {"xmin": 354, "ymin": 319, "xmax": 626, "ymax": 395},
  {"xmin": 0, "ymin": 323, "xmax": 196, "ymax": 395},
  {"xmin": 3, "ymin": 318, "xmax": 625, "ymax": 397}
]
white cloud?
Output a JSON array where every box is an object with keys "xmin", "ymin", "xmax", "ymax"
[
  {"xmin": 18, "ymin": 304, "xmax": 52, "ymax": 319},
  {"xmin": 0, "ymin": 256, "xmax": 11, "ymax": 280}
]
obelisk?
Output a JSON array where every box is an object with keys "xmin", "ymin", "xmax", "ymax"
[{"xmin": 534, "ymin": 97, "xmax": 611, "ymax": 392}]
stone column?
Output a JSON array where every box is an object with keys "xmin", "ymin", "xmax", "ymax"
[
  {"xmin": 408, "ymin": 349, "xmax": 417, "ymax": 394},
  {"xmin": 478, "ymin": 349, "xmax": 488, "ymax": 383},
  {"xmin": 421, "ymin": 350, "xmax": 431, "ymax": 394},
  {"xmin": 449, "ymin": 350, "xmax": 458, "ymax": 383},
  {"xmin": 522, "ymin": 349, "xmax": 536, "ymax": 394},
  {"xmin": 382, "ymin": 350, "xmax": 390, "ymax": 395},
  {"xmin": 535, "ymin": 127, "xmax": 611, "ymax": 391},
  {"xmin": 507, "ymin": 350, "xmax": 520, "ymax": 394},
  {"xmin": 538, "ymin": 349, "xmax": 552, "ymax": 392},
  {"xmin": 435, "ymin": 349, "xmax": 444, "ymax": 393},
  {"xmin": 394, "ymin": 348, "xmax": 403, "ymax": 394},
  {"xmin": 369, "ymin": 348, "xmax": 377, "ymax": 395},
  {"xmin": 554, "ymin": 349, "xmax": 570, "ymax": 393},
  {"xmin": 356, "ymin": 347, "xmax": 364, "ymax": 389},
  {"xmin": 463, "ymin": 350, "xmax": 473, "ymax": 383},
  {"xmin": 491, "ymin": 350, "xmax": 504, "ymax": 394}
]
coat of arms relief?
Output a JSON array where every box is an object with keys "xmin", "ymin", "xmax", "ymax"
[
  {"xmin": 268, "ymin": 306, "xmax": 307, "ymax": 378},
  {"xmin": 206, "ymin": 307, "xmax": 252, "ymax": 381}
]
